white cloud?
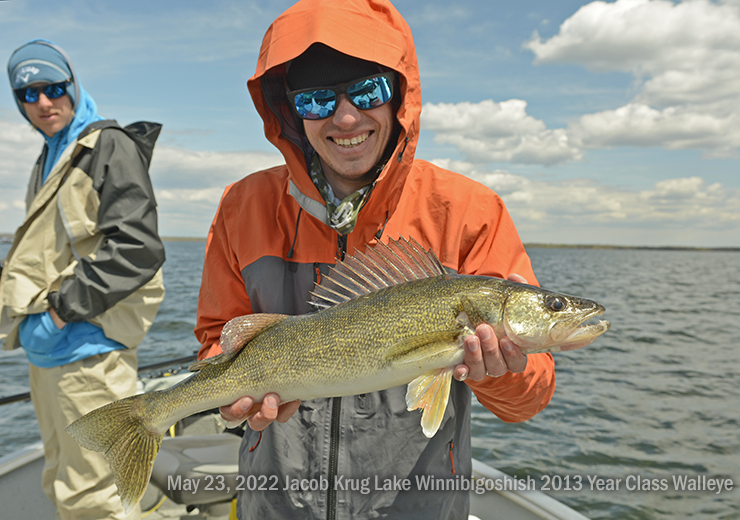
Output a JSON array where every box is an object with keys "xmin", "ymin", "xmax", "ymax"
[
  {"xmin": 0, "ymin": 118, "xmax": 44, "ymax": 232},
  {"xmin": 421, "ymin": 99, "xmax": 582, "ymax": 165},
  {"xmin": 422, "ymin": 1, "xmax": 740, "ymax": 166},
  {"xmin": 0, "ymin": 118, "xmax": 283, "ymax": 237},
  {"xmin": 150, "ymin": 146, "xmax": 282, "ymax": 189},
  {"xmin": 147, "ymin": 146, "xmax": 282, "ymax": 237},
  {"xmin": 525, "ymin": 0, "xmax": 740, "ymax": 79},
  {"xmin": 567, "ymin": 103, "xmax": 738, "ymax": 156},
  {"xmin": 430, "ymin": 158, "xmax": 740, "ymax": 246},
  {"xmin": 0, "ymin": 118, "xmax": 43, "ymax": 184},
  {"xmin": 525, "ymin": 0, "xmax": 740, "ymax": 157}
]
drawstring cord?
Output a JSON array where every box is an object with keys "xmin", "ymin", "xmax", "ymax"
[
  {"xmin": 449, "ymin": 441, "xmax": 456, "ymax": 475},
  {"xmin": 375, "ymin": 211, "xmax": 389, "ymax": 241},
  {"xmin": 397, "ymin": 136, "xmax": 410, "ymax": 163},
  {"xmin": 287, "ymin": 208, "xmax": 303, "ymax": 262},
  {"xmin": 249, "ymin": 431, "xmax": 262, "ymax": 452}
]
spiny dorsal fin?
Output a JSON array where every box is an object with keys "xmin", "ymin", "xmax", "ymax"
[
  {"xmin": 309, "ymin": 236, "xmax": 445, "ymax": 309},
  {"xmin": 190, "ymin": 313, "xmax": 287, "ymax": 371}
]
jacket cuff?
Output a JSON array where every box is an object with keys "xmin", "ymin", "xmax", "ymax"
[
  {"xmin": 47, "ymin": 292, "xmax": 74, "ymax": 323},
  {"xmin": 465, "ymin": 353, "xmax": 556, "ymax": 423}
]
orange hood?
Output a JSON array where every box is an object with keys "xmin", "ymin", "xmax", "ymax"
[{"xmin": 247, "ymin": 0, "xmax": 421, "ymax": 221}]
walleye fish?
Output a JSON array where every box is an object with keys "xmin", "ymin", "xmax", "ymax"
[{"xmin": 66, "ymin": 237, "xmax": 610, "ymax": 512}]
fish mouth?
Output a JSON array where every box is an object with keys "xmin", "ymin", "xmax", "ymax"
[{"xmin": 548, "ymin": 307, "xmax": 610, "ymax": 353}]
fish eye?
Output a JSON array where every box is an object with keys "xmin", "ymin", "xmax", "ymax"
[{"xmin": 547, "ymin": 296, "xmax": 567, "ymax": 312}]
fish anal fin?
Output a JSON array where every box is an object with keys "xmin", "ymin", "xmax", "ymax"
[
  {"xmin": 191, "ymin": 313, "xmax": 287, "ymax": 371},
  {"xmin": 406, "ymin": 367, "xmax": 454, "ymax": 438}
]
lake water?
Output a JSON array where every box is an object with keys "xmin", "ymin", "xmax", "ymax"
[{"xmin": 1, "ymin": 241, "xmax": 738, "ymax": 520}]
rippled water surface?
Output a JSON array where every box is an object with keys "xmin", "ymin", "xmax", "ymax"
[
  {"xmin": 472, "ymin": 247, "xmax": 740, "ymax": 519},
  {"xmin": 1, "ymin": 242, "xmax": 738, "ymax": 519}
]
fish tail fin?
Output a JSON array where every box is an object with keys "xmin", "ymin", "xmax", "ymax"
[
  {"xmin": 406, "ymin": 366, "xmax": 454, "ymax": 438},
  {"xmin": 65, "ymin": 394, "xmax": 163, "ymax": 513}
]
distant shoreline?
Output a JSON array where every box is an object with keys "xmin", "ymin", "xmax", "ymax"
[
  {"xmin": 523, "ymin": 243, "xmax": 740, "ymax": 252},
  {"xmin": 1, "ymin": 234, "xmax": 738, "ymax": 252},
  {"xmin": 157, "ymin": 237, "xmax": 740, "ymax": 252}
]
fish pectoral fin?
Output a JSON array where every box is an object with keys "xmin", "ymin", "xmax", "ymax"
[
  {"xmin": 384, "ymin": 331, "xmax": 461, "ymax": 365},
  {"xmin": 406, "ymin": 367, "xmax": 454, "ymax": 438},
  {"xmin": 190, "ymin": 313, "xmax": 288, "ymax": 371}
]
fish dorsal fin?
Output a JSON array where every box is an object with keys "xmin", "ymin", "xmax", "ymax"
[
  {"xmin": 310, "ymin": 236, "xmax": 445, "ymax": 309},
  {"xmin": 189, "ymin": 313, "xmax": 287, "ymax": 371}
]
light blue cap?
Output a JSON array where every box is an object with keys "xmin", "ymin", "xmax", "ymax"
[{"xmin": 7, "ymin": 39, "xmax": 79, "ymax": 112}]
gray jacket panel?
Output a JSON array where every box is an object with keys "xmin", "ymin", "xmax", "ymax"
[{"xmin": 45, "ymin": 120, "xmax": 165, "ymax": 322}]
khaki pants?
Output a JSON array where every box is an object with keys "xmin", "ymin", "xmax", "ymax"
[{"xmin": 29, "ymin": 349, "xmax": 142, "ymax": 520}]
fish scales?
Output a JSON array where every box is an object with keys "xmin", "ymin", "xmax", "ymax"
[
  {"xmin": 203, "ymin": 275, "xmax": 479, "ymax": 400},
  {"xmin": 66, "ymin": 237, "xmax": 610, "ymax": 513}
]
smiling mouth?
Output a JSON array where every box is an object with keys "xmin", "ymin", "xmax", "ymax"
[{"xmin": 331, "ymin": 132, "xmax": 370, "ymax": 148}]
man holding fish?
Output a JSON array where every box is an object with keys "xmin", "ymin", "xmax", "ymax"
[{"xmin": 195, "ymin": 0, "xmax": 557, "ymax": 518}]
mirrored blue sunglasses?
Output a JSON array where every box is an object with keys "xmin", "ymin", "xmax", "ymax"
[
  {"xmin": 287, "ymin": 71, "xmax": 395, "ymax": 120},
  {"xmin": 14, "ymin": 80, "xmax": 71, "ymax": 104}
]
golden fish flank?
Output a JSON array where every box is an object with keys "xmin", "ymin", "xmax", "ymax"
[{"xmin": 65, "ymin": 237, "xmax": 610, "ymax": 513}]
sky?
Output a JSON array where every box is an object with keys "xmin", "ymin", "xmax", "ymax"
[{"xmin": 0, "ymin": 0, "xmax": 738, "ymax": 247}]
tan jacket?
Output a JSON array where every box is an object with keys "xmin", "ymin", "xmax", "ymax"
[{"xmin": 0, "ymin": 120, "xmax": 165, "ymax": 351}]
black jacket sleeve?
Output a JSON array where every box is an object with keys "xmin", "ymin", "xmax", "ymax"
[{"xmin": 48, "ymin": 121, "xmax": 166, "ymax": 322}]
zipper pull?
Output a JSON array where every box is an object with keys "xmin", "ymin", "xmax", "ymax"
[{"xmin": 337, "ymin": 234, "xmax": 348, "ymax": 261}]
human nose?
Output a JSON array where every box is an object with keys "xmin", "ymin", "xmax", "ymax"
[
  {"xmin": 331, "ymin": 95, "xmax": 361, "ymax": 128},
  {"xmin": 36, "ymin": 92, "xmax": 54, "ymax": 108}
]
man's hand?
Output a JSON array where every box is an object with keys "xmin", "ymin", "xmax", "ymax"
[
  {"xmin": 453, "ymin": 273, "xmax": 529, "ymax": 382},
  {"xmin": 220, "ymin": 393, "xmax": 301, "ymax": 431},
  {"xmin": 48, "ymin": 308, "xmax": 66, "ymax": 330}
]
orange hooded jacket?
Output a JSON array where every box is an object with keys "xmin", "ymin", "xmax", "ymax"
[
  {"xmin": 196, "ymin": 0, "xmax": 554, "ymax": 423},
  {"xmin": 195, "ymin": 1, "xmax": 555, "ymax": 517}
]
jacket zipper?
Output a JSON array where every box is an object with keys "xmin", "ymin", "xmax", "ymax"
[
  {"xmin": 336, "ymin": 233, "xmax": 348, "ymax": 261},
  {"xmin": 327, "ymin": 233, "xmax": 348, "ymax": 520},
  {"xmin": 326, "ymin": 396, "xmax": 342, "ymax": 520}
]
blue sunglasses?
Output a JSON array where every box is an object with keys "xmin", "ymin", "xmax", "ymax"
[
  {"xmin": 287, "ymin": 71, "xmax": 395, "ymax": 120},
  {"xmin": 14, "ymin": 80, "xmax": 70, "ymax": 104}
]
